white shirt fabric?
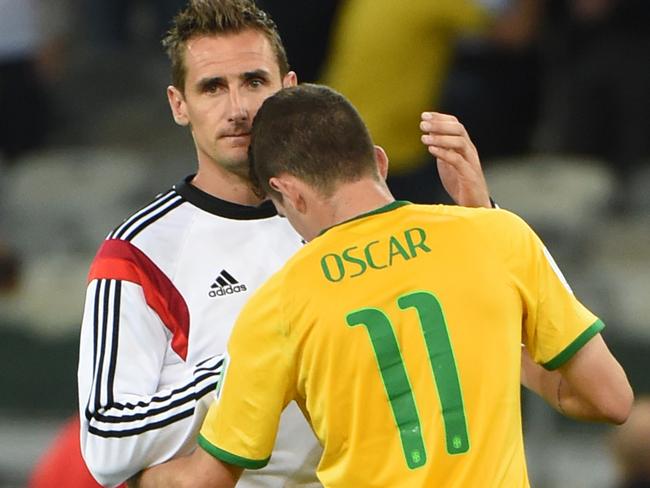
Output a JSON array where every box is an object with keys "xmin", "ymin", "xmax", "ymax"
[{"xmin": 78, "ymin": 176, "xmax": 322, "ymax": 487}]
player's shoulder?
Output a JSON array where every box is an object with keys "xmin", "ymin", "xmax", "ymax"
[
  {"xmin": 462, "ymin": 205, "xmax": 528, "ymax": 228},
  {"xmin": 258, "ymin": 240, "xmax": 320, "ymax": 302},
  {"xmin": 468, "ymin": 206, "xmax": 533, "ymax": 236},
  {"xmin": 234, "ymin": 266, "xmax": 287, "ymax": 330},
  {"xmin": 409, "ymin": 203, "xmax": 528, "ymax": 230},
  {"xmin": 85, "ymin": 186, "xmax": 189, "ymax": 273},
  {"xmin": 87, "ymin": 185, "xmax": 196, "ymax": 273},
  {"xmin": 407, "ymin": 204, "xmax": 536, "ymax": 254},
  {"xmin": 104, "ymin": 186, "xmax": 188, "ymax": 244}
]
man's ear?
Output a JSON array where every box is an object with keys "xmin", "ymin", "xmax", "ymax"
[
  {"xmin": 269, "ymin": 175, "xmax": 307, "ymax": 213},
  {"xmin": 374, "ymin": 145, "xmax": 389, "ymax": 180},
  {"xmin": 167, "ymin": 85, "xmax": 190, "ymax": 126},
  {"xmin": 282, "ymin": 71, "xmax": 298, "ymax": 88}
]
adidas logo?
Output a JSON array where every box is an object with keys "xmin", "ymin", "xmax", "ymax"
[{"xmin": 208, "ymin": 269, "xmax": 247, "ymax": 298}]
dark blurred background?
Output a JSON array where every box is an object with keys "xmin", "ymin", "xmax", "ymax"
[{"xmin": 0, "ymin": 0, "xmax": 648, "ymax": 487}]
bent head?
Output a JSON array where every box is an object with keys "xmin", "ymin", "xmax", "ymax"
[
  {"xmin": 249, "ymin": 84, "xmax": 386, "ymax": 238},
  {"xmin": 249, "ymin": 84, "xmax": 379, "ymax": 198},
  {"xmin": 163, "ymin": 0, "xmax": 296, "ymax": 177}
]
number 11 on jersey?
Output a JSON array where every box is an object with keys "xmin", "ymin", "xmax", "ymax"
[{"xmin": 346, "ymin": 291, "xmax": 470, "ymax": 469}]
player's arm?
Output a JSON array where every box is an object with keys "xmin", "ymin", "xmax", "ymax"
[
  {"xmin": 78, "ymin": 277, "xmax": 222, "ymax": 487},
  {"xmin": 174, "ymin": 276, "xmax": 293, "ymax": 488},
  {"xmin": 420, "ymin": 112, "xmax": 492, "ymax": 208},
  {"xmin": 521, "ymin": 335, "xmax": 633, "ymax": 424},
  {"xmin": 511, "ymin": 212, "xmax": 634, "ymax": 425},
  {"xmin": 133, "ymin": 274, "xmax": 294, "ymax": 488},
  {"xmin": 130, "ymin": 448, "xmax": 242, "ymax": 488}
]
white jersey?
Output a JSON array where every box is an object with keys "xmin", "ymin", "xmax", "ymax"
[{"xmin": 78, "ymin": 176, "xmax": 322, "ymax": 487}]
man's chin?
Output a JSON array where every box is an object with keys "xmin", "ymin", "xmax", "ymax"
[
  {"xmin": 214, "ymin": 152, "xmax": 250, "ymax": 176},
  {"xmin": 222, "ymin": 141, "xmax": 248, "ymax": 156}
]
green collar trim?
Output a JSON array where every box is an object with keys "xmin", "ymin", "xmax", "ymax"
[{"xmin": 319, "ymin": 200, "xmax": 411, "ymax": 236}]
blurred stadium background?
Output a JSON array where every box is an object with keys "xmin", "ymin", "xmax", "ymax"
[{"xmin": 0, "ymin": 0, "xmax": 648, "ymax": 486}]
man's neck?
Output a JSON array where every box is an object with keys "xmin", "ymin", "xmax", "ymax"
[
  {"xmin": 318, "ymin": 179, "xmax": 395, "ymax": 232},
  {"xmin": 192, "ymin": 162, "xmax": 263, "ymax": 207}
]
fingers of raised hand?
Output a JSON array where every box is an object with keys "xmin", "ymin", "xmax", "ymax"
[
  {"xmin": 419, "ymin": 119, "xmax": 467, "ymax": 138},
  {"xmin": 426, "ymin": 146, "xmax": 468, "ymax": 169},
  {"xmin": 421, "ymin": 112, "xmax": 458, "ymax": 123},
  {"xmin": 421, "ymin": 133, "xmax": 471, "ymax": 152}
]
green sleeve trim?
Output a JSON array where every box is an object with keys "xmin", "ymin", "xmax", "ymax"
[
  {"xmin": 197, "ymin": 434, "xmax": 270, "ymax": 470},
  {"xmin": 542, "ymin": 319, "xmax": 605, "ymax": 370}
]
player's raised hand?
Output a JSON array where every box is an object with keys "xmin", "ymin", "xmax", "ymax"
[{"xmin": 420, "ymin": 112, "xmax": 491, "ymax": 208}]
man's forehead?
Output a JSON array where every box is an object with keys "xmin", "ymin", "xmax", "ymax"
[{"xmin": 184, "ymin": 30, "xmax": 279, "ymax": 80}]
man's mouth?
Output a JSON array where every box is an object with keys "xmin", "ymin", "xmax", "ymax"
[
  {"xmin": 221, "ymin": 130, "xmax": 251, "ymax": 138},
  {"xmin": 220, "ymin": 132, "xmax": 251, "ymax": 148}
]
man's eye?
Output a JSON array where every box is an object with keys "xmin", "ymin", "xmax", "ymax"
[
  {"xmin": 200, "ymin": 81, "xmax": 224, "ymax": 94},
  {"xmin": 249, "ymin": 78, "xmax": 264, "ymax": 88}
]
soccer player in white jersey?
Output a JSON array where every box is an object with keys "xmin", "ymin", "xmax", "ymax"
[{"xmin": 76, "ymin": 1, "xmax": 492, "ymax": 487}]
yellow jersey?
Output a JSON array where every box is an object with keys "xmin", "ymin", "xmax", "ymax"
[{"xmin": 199, "ymin": 202, "xmax": 602, "ymax": 487}]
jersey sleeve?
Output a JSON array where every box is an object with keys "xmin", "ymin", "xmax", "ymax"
[
  {"xmin": 508, "ymin": 213, "xmax": 603, "ymax": 370},
  {"xmin": 198, "ymin": 274, "xmax": 296, "ymax": 469},
  {"xmin": 77, "ymin": 246, "xmax": 222, "ymax": 487}
]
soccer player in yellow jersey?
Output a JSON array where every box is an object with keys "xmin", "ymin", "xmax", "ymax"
[{"xmin": 136, "ymin": 85, "xmax": 633, "ymax": 488}]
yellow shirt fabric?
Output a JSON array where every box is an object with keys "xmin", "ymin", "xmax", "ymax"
[
  {"xmin": 322, "ymin": 0, "xmax": 490, "ymax": 171},
  {"xmin": 200, "ymin": 202, "xmax": 602, "ymax": 488}
]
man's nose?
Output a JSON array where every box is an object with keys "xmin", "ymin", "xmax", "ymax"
[{"xmin": 227, "ymin": 88, "xmax": 248, "ymax": 123}]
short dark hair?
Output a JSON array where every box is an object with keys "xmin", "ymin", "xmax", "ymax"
[
  {"xmin": 249, "ymin": 84, "xmax": 377, "ymax": 199},
  {"xmin": 162, "ymin": 0, "xmax": 290, "ymax": 91}
]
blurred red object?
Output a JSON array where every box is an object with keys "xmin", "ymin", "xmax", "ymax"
[{"xmin": 28, "ymin": 415, "xmax": 126, "ymax": 488}]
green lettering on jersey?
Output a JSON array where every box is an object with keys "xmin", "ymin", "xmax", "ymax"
[
  {"xmin": 342, "ymin": 246, "xmax": 367, "ymax": 278},
  {"xmin": 364, "ymin": 240, "xmax": 387, "ymax": 270},
  {"xmin": 388, "ymin": 236, "xmax": 410, "ymax": 265},
  {"xmin": 346, "ymin": 308, "xmax": 427, "ymax": 469},
  {"xmin": 321, "ymin": 229, "xmax": 430, "ymax": 282},
  {"xmin": 345, "ymin": 291, "xmax": 470, "ymax": 470},
  {"xmin": 321, "ymin": 253, "xmax": 345, "ymax": 282},
  {"xmin": 405, "ymin": 228, "xmax": 431, "ymax": 257},
  {"xmin": 398, "ymin": 292, "xmax": 469, "ymax": 455}
]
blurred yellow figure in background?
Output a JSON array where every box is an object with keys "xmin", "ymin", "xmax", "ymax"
[{"xmin": 322, "ymin": 0, "xmax": 491, "ymax": 202}]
